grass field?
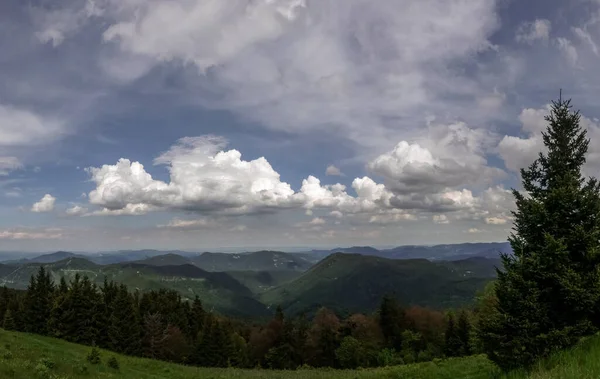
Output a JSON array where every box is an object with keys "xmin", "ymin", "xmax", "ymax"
[
  {"xmin": 0, "ymin": 328, "xmax": 499, "ymax": 379},
  {"xmin": 4, "ymin": 327, "xmax": 600, "ymax": 379}
]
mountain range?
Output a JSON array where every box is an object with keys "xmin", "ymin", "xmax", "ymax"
[{"xmin": 0, "ymin": 242, "xmax": 508, "ymax": 318}]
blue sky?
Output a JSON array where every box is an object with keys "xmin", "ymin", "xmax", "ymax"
[{"xmin": 2, "ymin": 0, "xmax": 600, "ymax": 252}]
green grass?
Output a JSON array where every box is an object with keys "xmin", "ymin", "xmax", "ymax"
[
  {"xmin": 0, "ymin": 328, "xmax": 499, "ymax": 379},
  {"xmin": 502, "ymin": 334, "xmax": 600, "ymax": 379}
]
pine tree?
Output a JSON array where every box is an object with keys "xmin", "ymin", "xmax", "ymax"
[
  {"xmin": 108, "ymin": 285, "xmax": 141, "ymax": 356},
  {"xmin": 378, "ymin": 295, "xmax": 406, "ymax": 351},
  {"xmin": 188, "ymin": 296, "xmax": 205, "ymax": 341},
  {"xmin": 479, "ymin": 96, "xmax": 600, "ymax": 370},
  {"xmin": 456, "ymin": 311, "xmax": 471, "ymax": 356},
  {"xmin": 23, "ymin": 266, "xmax": 54, "ymax": 335},
  {"xmin": 444, "ymin": 312, "xmax": 461, "ymax": 357},
  {"xmin": 143, "ymin": 312, "xmax": 166, "ymax": 359},
  {"xmin": 3, "ymin": 308, "xmax": 15, "ymax": 331}
]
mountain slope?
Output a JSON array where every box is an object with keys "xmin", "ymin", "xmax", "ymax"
[
  {"xmin": 227, "ymin": 270, "xmax": 302, "ymax": 294},
  {"xmin": 0, "ymin": 328, "xmax": 498, "ymax": 379},
  {"xmin": 262, "ymin": 253, "xmax": 498, "ymax": 316},
  {"xmin": 132, "ymin": 253, "xmax": 192, "ymax": 266},
  {"xmin": 0, "ymin": 259, "xmax": 268, "ymax": 318},
  {"xmin": 192, "ymin": 250, "xmax": 312, "ymax": 272}
]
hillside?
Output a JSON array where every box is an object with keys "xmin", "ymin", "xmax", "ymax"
[
  {"xmin": 0, "ymin": 328, "xmax": 498, "ymax": 379},
  {"xmin": 132, "ymin": 253, "xmax": 192, "ymax": 266},
  {"xmin": 262, "ymin": 253, "xmax": 498, "ymax": 315},
  {"xmin": 0, "ymin": 258, "xmax": 268, "ymax": 318},
  {"xmin": 227, "ymin": 270, "xmax": 302, "ymax": 294},
  {"xmin": 192, "ymin": 250, "xmax": 313, "ymax": 272}
]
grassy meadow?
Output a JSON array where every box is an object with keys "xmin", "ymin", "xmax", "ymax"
[{"xmin": 0, "ymin": 328, "xmax": 499, "ymax": 379}]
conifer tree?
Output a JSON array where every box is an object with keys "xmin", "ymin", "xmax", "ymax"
[
  {"xmin": 479, "ymin": 96, "xmax": 600, "ymax": 370},
  {"xmin": 108, "ymin": 285, "xmax": 142, "ymax": 356},
  {"xmin": 378, "ymin": 295, "xmax": 406, "ymax": 351},
  {"xmin": 3, "ymin": 307, "xmax": 15, "ymax": 331},
  {"xmin": 444, "ymin": 312, "xmax": 461, "ymax": 357},
  {"xmin": 23, "ymin": 266, "xmax": 54, "ymax": 335},
  {"xmin": 456, "ymin": 311, "xmax": 471, "ymax": 356}
]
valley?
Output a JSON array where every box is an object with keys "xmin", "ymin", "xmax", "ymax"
[{"xmin": 0, "ymin": 242, "xmax": 504, "ymax": 318}]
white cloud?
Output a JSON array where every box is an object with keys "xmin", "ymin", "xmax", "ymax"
[
  {"xmin": 0, "ymin": 228, "xmax": 63, "ymax": 240},
  {"xmin": 516, "ymin": 19, "xmax": 551, "ymax": 44},
  {"xmin": 35, "ymin": 0, "xmax": 500, "ymax": 149},
  {"xmin": 573, "ymin": 27, "xmax": 599, "ymax": 55},
  {"xmin": 0, "ymin": 157, "xmax": 22, "ymax": 176},
  {"xmin": 0, "ymin": 104, "xmax": 65, "ymax": 146},
  {"xmin": 467, "ymin": 228, "xmax": 482, "ymax": 233},
  {"xmin": 65, "ymin": 205, "xmax": 88, "ymax": 216},
  {"xmin": 31, "ymin": 194, "xmax": 56, "ymax": 213},
  {"xmin": 159, "ymin": 218, "xmax": 219, "ymax": 230},
  {"xmin": 498, "ymin": 105, "xmax": 600, "ymax": 176},
  {"xmin": 87, "ymin": 136, "xmax": 299, "ymax": 215},
  {"xmin": 485, "ymin": 217, "xmax": 507, "ymax": 225},
  {"xmin": 368, "ymin": 122, "xmax": 503, "ymax": 193},
  {"xmin": 556, "ymin": 37, "xmax": 579, "ymax": 67},
  {"xmin": 325, "ymin": 165, "xmax": 344, "ymax": 176},
  {"xmin": 433, "ymin": 214, "xmax": 449, "ymax": 224}
]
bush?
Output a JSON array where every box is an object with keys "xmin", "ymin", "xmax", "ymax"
[
  {"xmin": 107, "ymin": 356, "xmax": 120, "ymax": 370},
  {"xmin": 39, "ymin": 357, "xmax": 56, "ymax": 369},
  {"xmin": 2, "ymin": 350, "xmax": 13, "ymax": 360},
  {"xmin": 34, "ymin": 363, "xmax": 51, "ymax": 379},
  {"xmin": 86, "ymin": 347, "xmax": 101, "ymax": 365}
]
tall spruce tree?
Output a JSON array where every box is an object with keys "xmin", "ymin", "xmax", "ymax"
[
  {"xmin": 444, "ymin": 312, "xmax": 461, "ymax": 357},
  {"xmin": 479, "ymin": 96, "xmax": 600, "ymax": 370},
  {"xmin": 23, "ymin": 266, "xmax": 54, "ymax": 335}
]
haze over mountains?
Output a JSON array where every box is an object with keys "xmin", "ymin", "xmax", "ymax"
[{"xmin": 0, "ymin": 242, "xmax": 508, "ymax": 318}]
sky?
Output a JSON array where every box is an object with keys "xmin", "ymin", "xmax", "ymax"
[{"xmin": 2, "ymin": 0, "xmax": 600, "ymax": 252}]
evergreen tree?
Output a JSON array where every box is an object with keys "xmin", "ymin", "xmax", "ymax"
[
  {"xmin": 3, "ymin": 307, "xmax": 15, "ymax": 331},
  {"xmin": 479, "ymin": 96, "xmax": 600, "ymax": 370},
  {"xmin": 456, "ymin": 311, "xmax": 471, "ymax": 356},
  {"xmin": 143, "ymin": 312, "xmax": 166, "ymax": 359},
  {"xmin": 188, "ymin": 296, "xmax": 205, "ymax": 341},
  {"xmin": 444, "ymin": 312, "xmax": 461, "ymax": 357},
  {"xmin": 23, "ymin": 267, "xmax": 54, "ymax": 335},
  {"xmin": 378, "ymin": 295, "xmax": 406, "ymax": 351},
  {"xmin": 108, "ymin": 284, "xmax": 142, "ymax": 355}
]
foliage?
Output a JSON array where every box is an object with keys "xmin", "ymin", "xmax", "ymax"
[
  {"xmin": 86, "ymin": 348, "xmax": 101, "ymax": 365},
  {"xmin": 107, "ymin": 356, "xmax": 120, "ymax": 370},
  {"xmin": 479, "ymin": 97, "xmax": 600, "ymax": 370},
  {"xmin": 0, "ymin": 328, "xmax": 500, "ymax": 379}
]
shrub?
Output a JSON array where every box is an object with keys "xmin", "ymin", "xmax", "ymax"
[
  {"xmin": 86, "ymin": 347, "xmax": 101, "ymax": 365},
  {"xmin": 34, "ymin": 363, "xmax": 51, "ymax": 379},
  {"xmin": 39, "ymin": 357, "xmax": 56, "ymax": 369},
  {"xmin": 2, "ymin": 350, "xmax": 13, "ymax": 360},
  {"xmin": 107, "ymin": 356, "xmax": 120, "ymax": 370},
  {"xmin": 75, "ymin": 364, "xmax": 89, "ymax": 374}
]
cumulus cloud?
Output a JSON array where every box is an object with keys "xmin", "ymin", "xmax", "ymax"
[
  {"xmin": 467, "ymin": 228, "xmax": 482, "ymax": 233},
  {"xmin": 369, "ymin": 122, "xmax": 503, "ymax": 193},
  {"xmin": 325, "ymin": 165, "xmax": 344, "ymax": 176},
  {"xmin": 65, "ymin": 205, "xmax": 88, "ymax": 216},
  {"xmin": 31, "ymin": 194, "xmax": 56, "ymax": 213},
  {"xmin": 498, "ymin": 105, "xmax": 600, "ymax": 176},
  {"xmin": 87, "ymin": 136, "xmax": 299, "ymax": 215},
  {"xmin": 516, "ymin": 19, "xmax": 551, "ymax": 44}
]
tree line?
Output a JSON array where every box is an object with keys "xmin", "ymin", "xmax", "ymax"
[{"xmin": 0, "ymin": 269, "xmax": 476, "ymax": 369}]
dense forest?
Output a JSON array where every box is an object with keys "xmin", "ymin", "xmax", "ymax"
[{"xmin": 0, "ymin": 267, "xmax": 477, "ymax": 369}]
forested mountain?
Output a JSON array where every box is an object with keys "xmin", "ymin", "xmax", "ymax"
[
  {"xmin": 261, "ymin": 253, "xmax": 498, "ymax": 316},
  {"xmin": 132, "ymin": 253, "xmax": 193, "ymax": 266},
  {"xmin": 191, "ymin": 250, "xmax": 313, "ymax": 272}
]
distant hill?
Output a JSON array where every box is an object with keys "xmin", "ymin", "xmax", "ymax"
[
  {"xmin": 227, "ymin": 270, "xmax": 303, "ymax": 294},
  {"xmin": 132, "ymin": 253, "xmax": 192, "ymax": 266},
  {"xmin": 88, "ymin": 250, "xmax": 198, "ymax": 265},
  {"xmin": 2, "ymin": 251, "xmax": 89, "ymax": 265},
  {"xmin": 261, "ymin": 253, "xmax": 498, "ymax": 316},
  {"xmin": 192, "ymin": 250, "xmax": 313, "ymax": 272},
  {"xmin": 295, "ymin": 242, "xmax": 511, "ymax": 262},
  {"xmin": 0, "ymin": 258, "xmax": 268, "ymax": 318}
]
